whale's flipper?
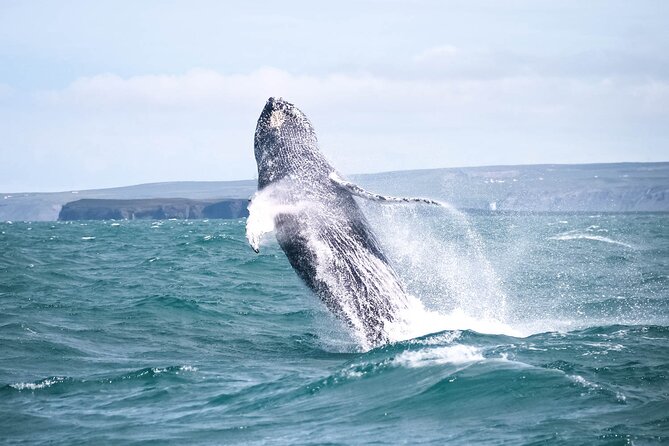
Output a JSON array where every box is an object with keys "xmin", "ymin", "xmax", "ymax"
[{"xmin": 329, "ymin": 172, "xmax": 443, "ymax": 206}]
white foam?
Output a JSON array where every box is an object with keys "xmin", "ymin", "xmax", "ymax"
[
  {"xmin": 81, "ymin": 236, "xmax": 95, "ymax": 240},
  {"xmin": 386, "ymin": 297, "xmax": 521, "ymax": 343},
  {"xmin": 409, "ymin": 330, "xmax": 462, "ymax": 346},
  {"xmin": 393, "ymin": 344, "xmax": 484, "ymax": 368},
  {"xmin": 363, "ymin": 200, "xmax": 511, "ymax": 338},
  {"xmin": 567, "ymin": 374, "xmax": 599, "ymax": 390},
  {"xmin": 11, "ymin": 377, "xmax": 64, "ymax": 390},
  {"xmin": 549, "ymin": 232, "xmax": 633, "ymax": 248}
]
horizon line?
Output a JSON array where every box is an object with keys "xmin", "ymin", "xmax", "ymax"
[{"xmin": 3, "ymin": 160, "xmax": 668, "ymax": 195}]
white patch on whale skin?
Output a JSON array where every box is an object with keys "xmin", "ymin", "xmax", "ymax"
[
  {"xmin": 269, "ymin": 109, "xmax": 285, "ymax": 128},
  {"xmin": 245, "ymin": 180, "xmax": 314, "ymax": 253},
  {"xmin": 246, "ymin": 192, "xmax": 275, "ymax": 252}
]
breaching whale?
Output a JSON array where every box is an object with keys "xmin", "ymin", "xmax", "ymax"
[{"xmin": 247, "ymin": 97, "xmax": 438, "ymax": 347}]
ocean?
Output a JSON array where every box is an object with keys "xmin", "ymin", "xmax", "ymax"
[{"xmin": 1, "ymin": 208, "xmax": 668, "ymax": 444}]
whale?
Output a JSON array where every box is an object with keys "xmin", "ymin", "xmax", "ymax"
[{"xmin": 248, "ymin": 97, "xmax": 438, "ymax": 347}]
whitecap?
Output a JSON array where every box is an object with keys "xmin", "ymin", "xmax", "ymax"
[
  {"xmin": 567, "ymin": 374, "xmax": 599, "ymax": 390},
  {"xmin": 11, "ymin": 377, "xmax": 65, "ymax": 391},
  {"xmin": 549, "ymin": 233, "xmax": 633, "ymax": 249},
  {"xmin": 393, "ymin": 344, "xmax": 484, "ymax": 368}
]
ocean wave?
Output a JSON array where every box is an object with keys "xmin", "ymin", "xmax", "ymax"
[
  {"xmin": 6, "ymin": 365, "xmax": 198, "ymax": 392},
  {"xmin": 10, "ymin": 376, "xmax": 68, "ymax": 391},
  {"xmin": 3, "ymin": 217, "xmax": 668, "ymax": 444},
  {"xmin": 392, "ymin": 344, "xmax": 484, "ymax": 368}
]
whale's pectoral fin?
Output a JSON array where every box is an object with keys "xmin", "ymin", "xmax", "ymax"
[
  {"xmin": 246, "ymin": 225, "xmax": 261, "ymax": 254},
  {"xmin": 329, "ymin": 172, "xmax": 443, "ymax": 206}
]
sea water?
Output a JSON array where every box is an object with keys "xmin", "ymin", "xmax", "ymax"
[{"xmin": 1, "ymin": 210, "xmax": 667, "ymax": 444}]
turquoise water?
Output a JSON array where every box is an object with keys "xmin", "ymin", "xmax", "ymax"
[{"xmin": 1, "ymin": 212, "xmax": 668, "ymax": 444}]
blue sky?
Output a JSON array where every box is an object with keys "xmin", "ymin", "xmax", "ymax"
[{"xmin": 0, "ymin": 0, "xmax": 667, "ymax": 192}]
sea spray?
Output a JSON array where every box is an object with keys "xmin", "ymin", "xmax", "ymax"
[
  {"xmin": 248, "ymin": 181, "xmax": 515, "ymax": 346},
  {"xmin": 361, "ymin": 200, "xmax": 512, "ymax": 336},
  {"xmin": 246, "ymin": 179, "xmax": 412, "ymax": 350}
]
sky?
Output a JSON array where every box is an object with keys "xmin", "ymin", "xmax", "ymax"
[{"xmin": 0, "ymin": 0, "xmax": 667, "ymax": 192}]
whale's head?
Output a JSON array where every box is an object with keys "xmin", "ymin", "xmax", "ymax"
[{"xmin": 254, "ymin": 98, "xmax": 331, "ymax": 189}]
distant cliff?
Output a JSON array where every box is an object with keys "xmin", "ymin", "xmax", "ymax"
[{"xmin": 58, "ymin": 198, "xmax": 249, "ymax": 221}]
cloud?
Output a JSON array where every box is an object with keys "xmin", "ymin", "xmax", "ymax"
[
  {"xmin": 38, "ymin": 65, "xmax": 668, "ymax": 121},
  {"xmin": 41, "ymin": 68, "xmax": 403, "ymax": 112},
  {"xmin": 3, "ymin": 53, "xmax": 668, "ymax": 191}
]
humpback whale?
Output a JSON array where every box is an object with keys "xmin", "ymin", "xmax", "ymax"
[{"xmin": 247, "ymin": 97, "xmax": 438, "ymax": 347}]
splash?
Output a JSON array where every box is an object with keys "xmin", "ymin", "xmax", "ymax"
[
  {"xmin": 386, "ymin": 299, "xmax": 520, "ymax": 342},
  {"xmin": 248, "ymin": 177, "xmax": 515, "ymax": 348},
  {"xmin": 362, "ymin": 200, "xmax": 512, "ymax": 339}
]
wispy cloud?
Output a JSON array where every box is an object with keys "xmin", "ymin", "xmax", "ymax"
[
  {"xmin": 2, "ymin": 23, "xmax": 668, "ymax": 191},
  {"xmin": 37, "ymin": 62, "xmax": 667, "ymax": 120}
]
